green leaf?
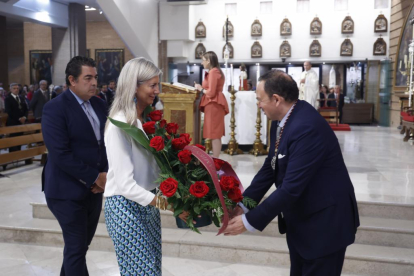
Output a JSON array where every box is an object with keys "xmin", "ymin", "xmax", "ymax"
[
  {"xmin": 212, "ymin": 213, "xmax": 221, "ymax": 227},
  {"xmin": 173, "ymin": 206, "xmax": 184, "ymax": 217},
  {"xmin": 155, "ymin": 128, "xmax": 165, "ymax": 136},
  {"xmin": 194, "ymin": 205, "xmax": 201, "ymax": 214},
  {"xmin": 242, "ymin": 197, "xmax": 257, "ymax": 209}
]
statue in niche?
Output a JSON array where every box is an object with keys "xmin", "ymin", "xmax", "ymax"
[
  {"xmin": 309, "ymin": 40, "xmax": 321, "ymax": 57},
  {"xmin": 280, "ymin": 18, "xmax": 292, "ymax": 35},
  {"xmin": 222, "ymin": 42, "xmax": 234, "ymax": 58},
  {"xmin": 251, "ymin": 19, "xmax": 262, "ymax": 36},
  {"xmin": 341, "ymin": 16, "xmax": 354, "ymax": 34},
  {"xmin": 195, "ymin": 20, "xmax": 206, "ymax": 38},
  {"xmin": 340, "ymin": 39, "xmax": 353, "ymax": 56},
  {"xmin": 251, "ymin": 41, "xmax": 262, "ymax": 58},
  {"xmin": 374, "ymin": 14, "xmax": 388, "ymax": 33},
  {"xmin": 310, "ymin": 17, "xmax": 322, "ymax": 35},
  {"xmin": 195, "ymin": 42, "xmax": 206, "ymax": 59},
  {"xmin": 280, "ymin": 40, "xmax": 291, "ymax": 57},
  {"xmin": 373, "ymin": 38, "xmax": 386, "ymax": 55},
  {"xmin": 222, "ymin": 20, "xmax": 234, "ymax": 37}
]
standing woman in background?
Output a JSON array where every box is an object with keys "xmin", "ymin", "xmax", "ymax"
[{"xmin": 195, "ymin": 51, "xmax": 229, "ymax": 158}]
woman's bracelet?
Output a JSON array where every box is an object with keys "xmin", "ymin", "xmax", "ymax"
[{"xmin": 156, "ymin": 196, "xmax": 167, "ymax": 211}]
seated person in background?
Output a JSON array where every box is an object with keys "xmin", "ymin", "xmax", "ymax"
[
  {"xmin": 319, "ymin": 84, "xmax": 328, "ymax": 108},
  {"xmin": 52, "ymin": 86, "xmax": 63, "ymax": 99},
  {"xmin": 328, "ymin": 85, "xmax": 345, "ymax": 123},
  {"xmin": 247, "ymin": 79, "xmax": 253, "ymax": 91}
]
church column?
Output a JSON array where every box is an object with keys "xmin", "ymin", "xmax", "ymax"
[
  {"xmin": 52, "ymin": 3, "xmax": 86, "ymax": 86},
  {"xmin": 0, "ymin": 16, "xmax": 9, "ymax": 88}
]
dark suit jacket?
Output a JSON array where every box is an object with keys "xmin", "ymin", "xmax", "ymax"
[
  {"xmin": 327, "ymin": 93, "xmax": 345, "ymax": 112},
  {"xmin": 5, "ymin": 94, "xmax": 28, "ymax": 126},
  {"xmin": 98, "ymin": 91, "xmax": 114, "ymax": 107},
  {"xmin": 30, "ymin": 89, "xmax": 50, "ymax": 119},
  {"xmin": 244, "ymin": 100, "xmax": 359, "ymax": 260},
  {"xmin": 41, "ymin": 89, "xmax": 109, "ymax": 200}
]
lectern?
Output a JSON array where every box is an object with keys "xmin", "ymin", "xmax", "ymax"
[{"xmin": 159, "ymin": 83, "xmax": 202, "ymax": 145}]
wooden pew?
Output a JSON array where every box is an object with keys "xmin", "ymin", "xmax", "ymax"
[
  {"xmin": 318, "ymin": 99, "xmax": 339, "ymax": 125},
  {"xmin": 0, "ymin": 124, "xmax": 47, "ymax": 167}
]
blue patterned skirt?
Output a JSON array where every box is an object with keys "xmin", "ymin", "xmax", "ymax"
[{"xmin": 104, "ymin": 195, "xmax": 161, "ymax": 276}]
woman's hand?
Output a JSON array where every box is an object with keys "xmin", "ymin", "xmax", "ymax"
[{"xmin": 194, "ymin": 82, "xmax": 203, "ymax": 91}]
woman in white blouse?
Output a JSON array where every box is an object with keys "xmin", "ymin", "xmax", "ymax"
[{"xmin": 104, "ymin": 57, "xmax": 171, "ymax": 276}]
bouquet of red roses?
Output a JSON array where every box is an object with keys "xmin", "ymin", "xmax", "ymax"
[{"xmin": 109, "ymin": 108, "xmax": 256, "ymax": 234}]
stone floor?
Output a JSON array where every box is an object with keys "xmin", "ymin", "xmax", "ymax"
[{"xmin": 0, "ymin": 125, "xmax": 412, "ymax": 275}]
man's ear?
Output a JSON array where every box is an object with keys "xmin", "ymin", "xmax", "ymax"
[{"xmin": 68, "ymin": 76, "xmax": 76, "ymax": 86}]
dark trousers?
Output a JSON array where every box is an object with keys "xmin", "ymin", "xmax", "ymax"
[
  {"xmin": 46, "ymin": 193, "xmax": 102, "ymax": 276},
  {"xmin": 9, "ymin": 132, "xmax": 22, "ymax": 152},
  {"xmin": 289, "ymin": 245, "xmax": 347, "ymax": 276}
]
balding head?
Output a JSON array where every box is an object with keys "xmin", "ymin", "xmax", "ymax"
[{"xmin": 258, "ymin": 69, "xmax": 299, "ymax": 103}]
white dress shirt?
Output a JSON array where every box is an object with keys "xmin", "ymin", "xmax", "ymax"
[
  {"xmin": 241, "ymin": 103, "xmax": 295, "ymax": 232},
  {"xmin": 104, "ymin": 112, "xmax": 160, "ymax": 206}
]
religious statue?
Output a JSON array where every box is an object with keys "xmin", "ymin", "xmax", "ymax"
[
  {"xmin": 299, "ymin": 61, "xmax": 319, "ymax": 109},
  {"xmin": 373, "ymin": 38, "xmax": 387, "ymax": 55},
  {"xmin": 280, "ymin": 18, "xmax": 292, "ymax": 35},
  {"xmin": 340, "ymin": 39, "xmax": 353, "ymax": 56},
  {"xmin": 310, "ymin": 17, "xmax": 322, "ymax": 35},
  {"xmin": 280, "ymin": 40, "xmax": 291, "ymax": 57},
  {"xmin": 239, "ymin": 63, "xmax": 248, "ymax": 90},
  {"xmin": 329, "ymin": 65, "xmax": 336, "ymax": 89},
  {"xmin": 374, "ymin": 14, "xmax": 388, "ymax": 33},
  {"xmin": 309, "ymin": 40, "xmax": 321, "ymax": 57}
]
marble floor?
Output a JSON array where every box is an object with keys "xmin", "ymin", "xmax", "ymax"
[{"xmin": 0, "ymin": 125, "xmax": 412, "ymax": 275}]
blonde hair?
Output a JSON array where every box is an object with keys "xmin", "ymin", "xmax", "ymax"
[{"xmin": 105, "ymin": 57, "xmax": 162, "ymax": 130}]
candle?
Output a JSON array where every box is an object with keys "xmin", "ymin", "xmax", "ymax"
[
  {"xmin": 405, "ymin": 55, "xmax": 408, "ymax": 66},
  {"xmin": 400, "ymin": 60, "xmax": 402, "ymax": 69},
  {"xmin": 230, "ymin": 64, "xmax": 234, "ymax": 86},
  {"xmin": 257, "ymin": 63, "xmax": 260, "ymax": 88}
]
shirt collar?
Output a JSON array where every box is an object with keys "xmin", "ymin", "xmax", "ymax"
[
  {"xmin": 278, "ymin": 103, "xmax": 295, "ymax": 128},
  {"xmin": 69, "ymin": 89, "xmax": 89, "ymax": 105}
]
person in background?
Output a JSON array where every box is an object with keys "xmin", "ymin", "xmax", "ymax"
[
  {"xmin": 328, "ymin": 85, "xmax": 345, "ymax": 123},
  {"xmin": 98, "ymin": 83, "xmax": 114, "ymax": 107},
  {"xmin": 52, "ymin": 86, "xmax": 63, "ymax": 99},
  {"xmin": 319, "ymin": 84, "xmax": 328, "ymax": 108},
  {"xmin": 30, "ymin": 80, "xmax": 50, "ymax": 122},
  {"xmin": 108, "ymin": 79, "xmax": 116, "ymax": 95},
  {"xmin": 27, "ymin": 85, "xmax": 35, "ymax": 102},
  {"xmin": 5, "ymin": 83, "xmax": 28, "ymax": 152},
  {"xmin": 194, "ymin": 51, "xmax": 229, "ymax": 158},
  {"xmin": 62, "ymin": 83, "xmax": 68, "ymax": 91}
]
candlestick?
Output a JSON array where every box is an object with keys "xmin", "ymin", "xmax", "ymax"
[{"xmin": 230, "ymin": 64, "xmax": 234, "ymax": 86}]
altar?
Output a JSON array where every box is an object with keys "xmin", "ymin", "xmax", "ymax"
[{"xmin": 221, "ymin": 90, "xmax": 268, "ymax": 145}]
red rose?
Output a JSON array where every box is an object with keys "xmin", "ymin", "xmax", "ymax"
[
  {"xmin": 159, "ymin": 119, "xmax": 167, "ymax": 128},
  {"xmin": 148, "ymin": 110, "xmax": 163, "ymax": 121},
  {"xmin": 172, "ymin": 137, "xmax": 187, "ymax": 150},
  {"xmin": 219, "ymin": 176, "xmax": 239, "ymax": 191},
  {"xmin": 143, "ymin": 121, "xmax": 156, "ymax": 135},
  {"xmin": 189, "ymin": 181, "xmax": 209, "ymax": 198},
  {"xmin": 179, "ymin": 133, "xmax": 192, "ymax": 145},
  {"xmin": 166, "ymin": 123, "xmax": 179, "ymax": 135},
  {"xmin": 195, "ymin": 144, "xmax": 206, "ymax": 151},
  {"xmin": 228, "ymin": 187, "xmax": 243, "ymax": 203},
  {"xmin": 150, "ymin": 136, "xmax": 164, "ymax": 151},
  {"xmin": 166, "ymin": 135, "xmax": 171, "ymax": 140},
  {"xmin": 214, "ymin": 159, "xmax": 226, "ymax": 170},
  {"xmin": 160, "ymin": 177, "xmax": 178, "ymax": 197},
  {"xmin": 178, "ymin": 149, "xmax": 192, "ymax": 164}
]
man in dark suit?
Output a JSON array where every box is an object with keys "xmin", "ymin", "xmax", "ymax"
[
  {"xmin": 328, "ymin": 85, "xmax": 345, "ymax": 123},
  {"xmin": 30, "ymin": 79, "xmax": 50, "ymax": 122},
  {"xmin": 108, "ymin": 79, "xmax": 116, "ymax": 95},
  {"xmin": 5, "ymin": 83, "xmax": 28, "ymax": 152},
  {"xmin": 98, "ymin": 83, "xmax": 114, "ymax": 108},
  {"xmin": 42, "ymin": 56, "xmax": 108, "ymax": 276},
  {"xmin": 224, "ymin": 70, "xmax": 359, "ymax": 276}
]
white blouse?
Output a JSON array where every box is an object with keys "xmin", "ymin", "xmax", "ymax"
[{"xmin": 104, "ymin": 112, "xmax": 160, "ymax": 206}]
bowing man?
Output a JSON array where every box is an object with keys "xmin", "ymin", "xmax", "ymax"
[
  {"xmin": 224, "ymin": 70, "xmax": 359, "ymax": 276},
  {"xmin": 42, "ymin": 56, "xmax": 109, "ymax": 276}
]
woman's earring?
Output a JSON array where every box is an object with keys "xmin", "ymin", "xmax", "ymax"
[{"xmin": 133, "ymin": 97, "xmax": 137, "ymax": 104}]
